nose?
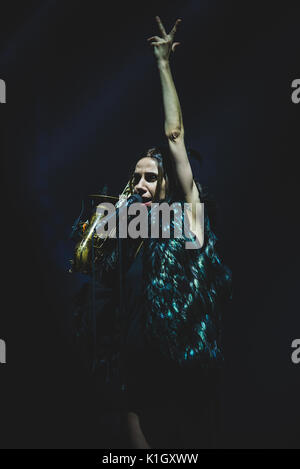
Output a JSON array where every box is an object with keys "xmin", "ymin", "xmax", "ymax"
[{"xmin": 135, "ymin": 177, "xmax": 146, "ymax": 194}]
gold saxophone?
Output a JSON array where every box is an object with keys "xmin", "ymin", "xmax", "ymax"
[{"xmin": 70, "ymin": 181, "xmax": 133, "ymax": 274}]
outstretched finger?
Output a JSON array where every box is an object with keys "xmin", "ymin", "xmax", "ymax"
[
  {"xmin": 169, "ymin": 18, "xmax": 182, "ymax": 38},
  {"xmin": 155, "ymin": 16, "xmax": 167, "ymax": 38}
]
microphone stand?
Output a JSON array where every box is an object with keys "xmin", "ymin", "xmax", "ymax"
[
  {"xmin": 91, "ymin": 227, "xmax": 97, "ymax": 374},
  {"xmin": 89, "ymin": 194, "xmax": 141, "ymax": 399},
  {"xmin": 115, "ymin": 194, "xmax": 142, "ymax": 400},
  {"xmin": 116, "ymin": 207, "xmax": 127, "ymax": 399}
]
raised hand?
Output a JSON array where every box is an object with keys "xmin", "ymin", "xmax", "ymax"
[{"xmin": 147, "ymin": 16, "xmax": 181, "ymax": 62}]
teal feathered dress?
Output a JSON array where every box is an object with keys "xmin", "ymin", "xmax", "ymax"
[{"xmin": 71, "ymin": 189, "xmax": 232, "ymax": 447}]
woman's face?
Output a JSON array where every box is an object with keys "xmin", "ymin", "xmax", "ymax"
[{"xmin": 133, "ymin": 157, "xmax": 166, "ymax": 206}]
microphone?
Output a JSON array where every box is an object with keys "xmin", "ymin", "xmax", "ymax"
[{"xmin": 120, "ymin": 193, "xmax": 143, "ymax": 207}]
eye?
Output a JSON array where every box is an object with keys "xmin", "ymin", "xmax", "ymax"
[
  {"xmin": 132, "ymin": 174, "xmax": 141, "ymax": 185},
  {"xmin": 145, "ymin": 173, "xmax": 158, "ymax": 182}
]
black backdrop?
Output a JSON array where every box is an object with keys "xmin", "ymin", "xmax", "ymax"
[{"xmin": 0, "ymin": 0, "xmax": 299, "ymax": 449}]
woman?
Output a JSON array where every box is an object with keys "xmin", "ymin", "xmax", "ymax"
[{"xmin": 72, "ymin": 16, "xmax": 231, "ymax": 449}]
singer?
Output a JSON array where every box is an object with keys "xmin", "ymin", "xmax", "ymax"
[{"xmin": 71, "ymin": 16, "xmax": 231, "ymax": 449}]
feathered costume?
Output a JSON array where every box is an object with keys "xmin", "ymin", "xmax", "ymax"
[{"xmin": 71, "ymin": 180, "xmax": 232, "ymax": 372}]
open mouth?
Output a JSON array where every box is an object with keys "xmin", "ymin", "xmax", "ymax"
[{"xmin": 142, "ymin": 197, "xmax": 152, "ymax": 206}]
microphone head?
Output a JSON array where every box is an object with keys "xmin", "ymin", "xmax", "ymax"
[{"xmin": 127, "ymin": 193, "xmax": 143, "ymax": 205}]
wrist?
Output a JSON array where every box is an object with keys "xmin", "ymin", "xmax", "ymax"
[{"xmin": 157, "ymin": 58, "xmax": 170, "ymax": 69}]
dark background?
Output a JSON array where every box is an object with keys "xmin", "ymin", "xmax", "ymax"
[{"xmin": 0, "ymin": 0, "xmax": 299, "ymax": 448}]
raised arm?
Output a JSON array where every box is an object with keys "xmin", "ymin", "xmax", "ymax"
[{"xmin": 148, "ymin": 17, "xmax": 203, "ymax": 242}]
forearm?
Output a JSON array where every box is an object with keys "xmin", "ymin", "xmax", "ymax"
[{"xmin": 157, "ymin": 58, "xmax": 184, "ymax": 139}]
